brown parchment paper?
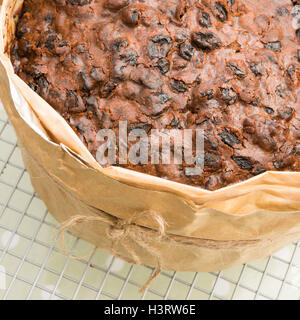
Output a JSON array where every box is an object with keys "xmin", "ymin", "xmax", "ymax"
[{"xmin": 1, "ymin": 0, "xmax": 300, "ymax": 272}]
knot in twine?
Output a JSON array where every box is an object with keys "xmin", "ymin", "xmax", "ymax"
[
  {"xmin": 60, "ymin": 210, "xmax": 167, "ymax": 294},
  {"xmin": 107, "ymin": 220, "xmax": 130, "ymax": 240}
]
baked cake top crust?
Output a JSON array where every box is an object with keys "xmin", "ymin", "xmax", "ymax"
[{"xmin": 11, "ymin": 0, "xmax": 300, "ymax": 190}]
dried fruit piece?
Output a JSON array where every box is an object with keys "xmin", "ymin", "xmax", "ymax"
[
  {"xmin": 296, "ymin": 29, "xmax": 300, "ymax": 41},
  {"xmin": 278, "ymin": 107, "xmax": 294, "ymax": 121},
  {"xmin": 232, "ymin": 156, "xmax": 253, "ymax": 170},
  {"xmin": 204, "ymin": 153, "xmax": 222, "ymax": 169},
  {"xmin": 179, "ymin": 42, "xmax": 194, "ymax": 61},
  {"xmin": 249, "ymin": 63, "xmax": 262, "ymax": 77},
  {"xmin": 121, "ymin": 7, "xmax": 140, "ymax": 26},
  {"xmin": 155, "ymin": 58, "xmax": 170, "ymax": 74},
  {"xmin": 265, "ymin": 41, "xmax": 281, "ymax": 52},
  {"xmin": 80, "ymin": 72, "xmax": 95, "ymax": 90},
  {"xmin": 253, "ymin": 133, "xmax": 276, "ymax": 152},
  {"xmin": 227, "ymin": 62, "xmax": 246, "ymax": 78},
  {"xmin": 65, "ymin": 90, "xmax": 85, "ymax": 113},
  {"xmin": 264, "ymin": 107, "xmax": 274, "ymax": 115},
  {"xmin": 67, "ymin": 0, "xmax": 91, "ymax": 6},
  {"xmin": 192, "ymin": 32, "xmax": 221, "ymax": 51},
  {"xmin": 254, "ymin": 166, "xmax": 267, "ymax": 175},
  {"xmin": 214, "ymin": 2, "xmax": 228, "ymax": 22},
  {"xmin": 220, "ymin": 130, "xmax": 240, "ymax": 147},
  {"xmin": 104, "ymin": 0, "xmax": 129, "ymax": 10},
  {"xmin": 170, "ymin": 79, "xmax": 188, "ymax": 92},
  {"xmin": 76, "ymin": 44, "xmax": 86, "ymax": 53},
  {"xmin": 86, "ymin": 96, "xmax": 99, "ymax": 109},
  {"xmin": 100, "ymin": 81, "xmax": 118, "ymax": 98},
  {"xmin": 112, "ymin": 39, "xmax": 128, "ymax": 51},
  {"xmin": 148, "ymin": 35, "xmax": 172, "ymax": 59},
  {"xmin": 202, "ymin": 89, "xmax": 214, "ymax": 100},
  {"xmin": 277, "ymin": 6, "xmax": 289, "ymax": 16},
  {"xmin": 220, "ymin": 87, "xmax": 237, "ymax": 104},
  {"xmin": 198, "ymin": 11, "xmax": 211, "ymax": 28},
  {"xmin": 55, "ymin": 0, "xmax": 66, "ymax": 5},
  {"xmin": 36, "ymin": 76, "xmax": 49, "ymax": 96}
]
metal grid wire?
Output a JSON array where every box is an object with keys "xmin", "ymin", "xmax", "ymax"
[{"xmin": 0, "ymin": 101, "xmax": 300, "ymax": 300}]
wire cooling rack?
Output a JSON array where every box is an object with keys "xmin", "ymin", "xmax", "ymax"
[{"xmin": 0, "ymin": 101, "xmax": 300, "ymax": 300}]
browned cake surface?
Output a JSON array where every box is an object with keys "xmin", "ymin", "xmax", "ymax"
[{"xmin": 10, "ymin": 0, "xmax": 300, "ymax": 190}]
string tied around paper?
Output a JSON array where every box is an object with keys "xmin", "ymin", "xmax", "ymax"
[{"xmin": 60, "ymin": 210, "xmax": 167, "ymax": 294}]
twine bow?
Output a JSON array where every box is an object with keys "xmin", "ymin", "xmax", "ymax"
[{"xmin": 60, "ymin": 211, "xmax": 167, "ymax": 293}]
